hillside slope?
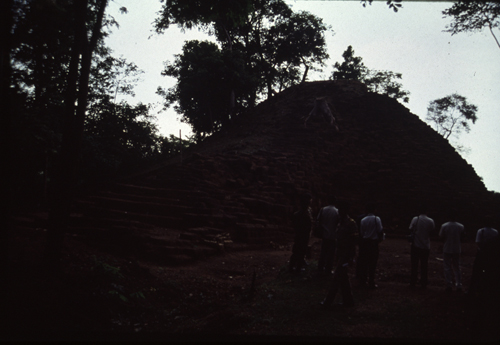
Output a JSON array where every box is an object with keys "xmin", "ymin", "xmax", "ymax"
[
  {"xmin": 6, "ymin": 80, "xmax": 500, "ymax": 341},
  {"xmin": 15, "ymin": 80, "xmax": 498, "ymax": 264}
]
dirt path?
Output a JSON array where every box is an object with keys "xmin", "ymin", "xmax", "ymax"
[
  {"xmin": 133, "ymin": 236, "xmax": 486, "ymax": 340},
  {"xmin": 3, "ymin": 231, "xmax": 499, "ymax": 342}
]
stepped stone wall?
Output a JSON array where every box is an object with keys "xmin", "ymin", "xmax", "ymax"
[{"xmin": 14, "ymin": 80, "xmax": 499, "ymax": 264}]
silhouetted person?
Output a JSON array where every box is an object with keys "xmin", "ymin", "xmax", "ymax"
[
  {"xmin": 465, "ymin": 218, "xmax": 500, "ymax": 330},
  {"xmin": 317, "ymin": 195, "xmax": 339, "ymax": 274},
  {"xmin": 476, "ymin": 224, "xmax": 499, "ymax": 250},
  {"xmin": 289, "ymin": 193, "xmax": 313, "ymax": 272},
  {"xmin": 439, "ymin": 213, "xmax": 465, "ymax": 292},
  {"xmin": 304, "ymin": 97, "xmax": 339, "ymax": 131},
  {"xmin": 357, "ymin": 203, "xmax": 383, "ymax": 289},
  {"xmin": 408, "ymin": 207, "xmax": 435, "ymax": 289},
  {"xmin": 467, "ymin": 219, "xmax": 499, "ymax": 298},
  {"xmin": 321, "ymin": 201, "xmax": 357, "ymax": 308},
  {"xmin": 354, "ymin": 211, "xmax": 368, "ymax": 281}
]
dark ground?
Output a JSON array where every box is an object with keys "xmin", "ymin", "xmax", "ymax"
[{"xmin": 2, "ymin": 225, "xmax": 499, "ymax": 343}]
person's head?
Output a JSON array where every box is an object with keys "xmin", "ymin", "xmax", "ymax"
[
  {"xmin": 418, "ymin": 204, "xmax": 428, "ymax": 216},
  {"xmin": 327, "ymin": 195, "xmax": 337, "ymax": 206},
  {"xmin": 299, "ymin": 193, "xmax": 312, "ymax": 209},
  {"xmin": 483, "ymin": 214, "xmax": 495, "ymax": 228},
  {"xmin": 447, "ymin": 209, "xmax": 459, "ymax": 222},
  {"xmin": 337, "ymin": 200, "xmax": 350, "ymax": 220},
  {"xmin": 365, "ymin": 202, "xmax": 376, "ymax": 214}
]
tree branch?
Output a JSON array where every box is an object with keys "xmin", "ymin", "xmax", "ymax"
[{"xmin": 488, "ymin": 23, "xmax": 500, "ymax": 50}]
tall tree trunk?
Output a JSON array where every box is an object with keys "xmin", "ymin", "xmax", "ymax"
[
  {"xmin": 301, "ymin": 62, "xmax": 310, "ymax": 84},
  {"xmin": 44, "ymin": 0, "xmax": 108, "ymax": 271},
  {"xmin": 221, "ymin": 24, "xmax": 236, "ymax": 122},
  {"xmin": 0, "ymin": 0, "xmax": 14, "ymax": 275},
  {"xmin": 488, "ymin": 23, "xmax": 500, "ymax": 50}
]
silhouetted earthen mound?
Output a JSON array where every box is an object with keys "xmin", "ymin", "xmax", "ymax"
[{"xmin": 16, "ymin": 80, "xmax": 499, "ymax": 264}]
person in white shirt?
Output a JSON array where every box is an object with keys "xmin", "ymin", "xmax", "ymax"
[
  {"xmin": 317, "ymin": 195, "xmax": 339, "ymax": 274},
  {"xmin": 476, "ymin": 226, "xmax": 499, "ymax": 250},
  {"xmin": 467, "ymin": 219, "xmax": 499, "ymax": 298},
  {"xmin": 409, "ymin": 207, "xmax": 435, "ymax": 289},
  {"xmin": 439, "ymin": 215, "xmax": 465, "ymax": 292},
  {"xmin": 358, "ymin": 203, "xmax": 383, "ymax": 289}
]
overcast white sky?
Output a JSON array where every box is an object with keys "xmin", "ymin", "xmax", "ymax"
[{"xmin": 105, "ymin": 0, "xmax": 500, "ymax": 193}]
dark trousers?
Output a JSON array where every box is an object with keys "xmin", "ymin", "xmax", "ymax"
[
  {"xmin": 289, "ymin": 236, "xmax": 309, "ymax": 270},
  {"xmin": 318, "ymin": 239, "xmax": 336, "ymax": 272},
  {"xmin": 324, "ymin": 261, "xmax": 353, "ymax": 305},
  {"xmin": 410, "ymin": 245, "xmax": 430, "ymax": 287},
  {"xmin": 357, "ymin": 239, "xmax": 379, "ymax": 285}
]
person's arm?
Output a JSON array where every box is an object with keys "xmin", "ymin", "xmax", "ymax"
[
  {"xmin": 439, "ymin": 224, "xmax": 445, "ymax": 238},
  {"xmin": 475, "ymin": 229, "xmax": 482, "ymax": 249},
  {"xmin": 409, "ymin": 217, "xmax": 415, "ymax": 231},
  {"xmin": 377, "ymin": 217, "xmax": 383, "ymax": 234}
]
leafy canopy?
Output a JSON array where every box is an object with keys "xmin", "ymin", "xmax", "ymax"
[
  {"xmin": 8, "ymin": 0, "xmax": 171, "ymax": 207},
  {"xmin": 332, "ymin": 45, "xmax": 367, "ymax": 81},
  {"xmin": 443, "ymin": 1, "xmax": 500, "ymax": 49},
  {"xmin": 426, "ymin": 93, "xmax": 478, "ymax": 141},
  {"xmin": 156, "ymin": 0, "xmax": 331, "ymax": 137},
  {"xmin": 361, "ymin": 0, "xmax": 403, "ymax": 13},
  {"xmin": 158, "ymin": 40, "xmax": 241, "ymax": 140},
  {"xmin": 331, "ymin": 45, "xmax": 410, "ymax": 103},
  {"xmin": 362, "ymin": 70, "xmax": 410, "ymax": 104}
]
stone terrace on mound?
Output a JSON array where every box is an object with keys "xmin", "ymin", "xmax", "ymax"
[{"xmin": 13, "ymin": 80, "xmax": 500, "ymax": 265}]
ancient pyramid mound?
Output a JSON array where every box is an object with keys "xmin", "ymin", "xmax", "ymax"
[{"xmin": 23, "ymin": 80, "xmax": 497, "ymax": 264}]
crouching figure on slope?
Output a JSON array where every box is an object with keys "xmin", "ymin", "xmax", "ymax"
[{"xmin": 304, "ymin": 97, "xmax": 339, "ymax": 131}]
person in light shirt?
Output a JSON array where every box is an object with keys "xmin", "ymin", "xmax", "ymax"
[
  {"xmin": 357, "ymin": 203, "xmax": 383, "ymax": 289},
  {"xmin": 317, "ymin": 195, "xmax": 339, "ymax": 274},
  {"xmin": 475, "ymin": 226, "xmax": 498, "ymax": 250},
  {"xmin": 439, "ymin": 213, "xmax": 465, "ymax": 292},
  {"xmin": 321, "ymin": 201, "xmax": 357, "ymax": 309},
  {"xmin": 408, "ymin": 207, "xmax": 435, "ymax": 289},
  {"xmin": 467, "ymin": 217, "xmax": 499, "ymax": 298}
]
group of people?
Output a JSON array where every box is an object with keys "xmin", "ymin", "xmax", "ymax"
[{"xmin": 288, "ymin": 193, "xmax": 499, "ymax": 309}]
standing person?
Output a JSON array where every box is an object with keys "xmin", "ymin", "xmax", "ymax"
[
  {"xmin": 289, "ymin": 193, "xmax": 313, "ymax": 272},
  {"xmin": 321, "ymin": 201, "xmax": 357, "ymax": 308},
  {"xmin": 317, "ymin": 195, "xmax": 339, "ymax": 274},
  {"xmin": 357, "ymin": 203, "xmax": 383, "ymax": 289},
  {"xmin": 439, "ymin": 215, "xmax": 465, "ymax": 292},
  {"xmin": 467, "ymin": 220, "xmax": 499, "ymax": 298},
  {"xmin": 354, "ymin": 211, "xmax": 368, "ymax": 281},
  {"xmin": 408, "ymin": 207, "xmax": 435, "ymax": 289},
  {"xmin": 475, "ymin": 224, "xmax": 499, "ymax": 250}
]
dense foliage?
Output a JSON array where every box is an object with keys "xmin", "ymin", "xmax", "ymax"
[
  {"xmin": 426, "ymin": 93, "xmax": 478, "ymax": 141},
  {"xmin": 331, "ymin": 45, "xmax": 410, "ymax": 104},
  {"xmin": 8, "ymin": 0, "xmax": 181, "ymax": 209},
  {"xmin": 155, "ymin": 0, "xmax": 331, "ymax": 139},
  {"xmin": 443, "ymin": 1, "xmax": 500, "ymax": 50}
]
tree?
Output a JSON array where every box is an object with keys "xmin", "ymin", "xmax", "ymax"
[
  {"xmin": 156, "ymin": 0, "xmax": 331, "ymax": 136},
  {"xmin": 84, "ymin": 50, "xmax": 166, "ymax": 176},
  {"xmin": 234, "ymin": 5, "xmax": 330, "ymax": 99},
  {"xmin": 82, "ymin": 101, "xmax": 163, "ymax": 178},
  {"xmin": 361, "ymin": 0, "xmax": 403, "ymax": 12},
  {"xmin": 159, "ymin": 134, "xmax": 194, "ymax": 158},
  {"xmin": 8, "ymin": 1, "xmax": 166, "ymax": 271},
  {"xmin": 332, "ymin": 45, "xmax": 367, "ymax": 80},
  {"xmin": 1, "ymin": 0, "xmax": 14, "ymax": 275},
  {"xmin": 43, "ymin": 0, "xmax": 110, "ymax": 269},
  {"xmin": 443, "ymin": 1, "xmax": 500, "ymax": 50},
  {"xmin": 10, "ymin": 1, "xmax": 163, "ymax": 208},
  {"xmin": 331, "ymin": 46, "xmax": 410, "ymax": 103},
  {"xmin": 264, "ymin": 10, "xmax": 330, "ymax": 91},
  {"xmin": 362, "ymin": 70, "xmax": 410, "ymax": 103},
  {"xmin": 158, "ymin": 40, "xmax": 241, "ymax": 140},
  {"xmin": 155, "ymin": 0, "xmax": 256, "ymax": 116},
  {"xmin": 426, "ymin": 93, "xmax": 478, "ymax": 141}
]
